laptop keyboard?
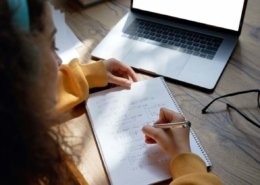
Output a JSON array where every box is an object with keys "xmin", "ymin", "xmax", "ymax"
[{"xmin": 125, "ymin": 19, "xmax": 223, "ymax": 59}]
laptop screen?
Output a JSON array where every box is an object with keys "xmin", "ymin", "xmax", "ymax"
[{"xmin": 132, "ymin": 0, "xmax": 245, "ymax": 32}]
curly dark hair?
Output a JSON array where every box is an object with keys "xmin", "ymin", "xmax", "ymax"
[{"xmin": 0, "ymin": 0, "xmax": 79, "ymax": 184}]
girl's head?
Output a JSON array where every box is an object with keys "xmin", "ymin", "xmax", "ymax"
[
  {"xmin": 0, "ymin": 1, "xmax": 75, "ymax": 184},
  {"xmin": 0, "ymin": 0, "xmax": 61, "ymax": 116}
]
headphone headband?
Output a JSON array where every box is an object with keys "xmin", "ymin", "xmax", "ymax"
[{"xmin": 7, "ymin": 0, "xmax": 30, "ymax": 32}]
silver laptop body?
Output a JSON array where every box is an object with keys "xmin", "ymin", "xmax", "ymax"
[{"xmin": 92, "ymin": 0, "xmax": 247, "ymax": 91}]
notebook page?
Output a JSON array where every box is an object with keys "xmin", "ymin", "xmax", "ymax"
[{"xmin": 86, "ymin": 77, "xmax": 210, "ymax": 185}]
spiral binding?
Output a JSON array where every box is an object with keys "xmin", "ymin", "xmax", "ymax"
[
  {"xmin": 190, "ymin": 128, "xmax": 212, "ymax": 167},
  {"xmin": 160, "ymin": 77, "xmax": 212, "ymax": 167},
  {"xmin": 160, "ymin": 77, "xmax": 183, "ymax": 115}
]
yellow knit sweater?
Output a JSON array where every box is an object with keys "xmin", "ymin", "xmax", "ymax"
[
  {"xmin": 57, "ymin": 59, "xmax": 222, "ymax": 185},
  {"xmin": 56, "ymin": 59, "xmax": 108, "ymax": 114}
]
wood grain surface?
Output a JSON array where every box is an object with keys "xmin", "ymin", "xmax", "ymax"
[{"xmin": 51, "ymin": 0, "xmax": 260, "ymax": 184}]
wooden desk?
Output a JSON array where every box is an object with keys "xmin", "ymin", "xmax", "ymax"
[{"xmin": 52, "ymin": 0, "xmax": 260, "ymax": 184}]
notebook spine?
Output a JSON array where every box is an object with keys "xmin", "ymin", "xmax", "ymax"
[
  {"xmin": 160, "ymin": 77, "xmax": 212, "ymax": 167},
  {"xmin": 160, "ymin": 77, "xmax": 183, "ymax": 115},
  {"xmin": 190, "ymin": 128, "xmax": 212, "ymax": 167}
]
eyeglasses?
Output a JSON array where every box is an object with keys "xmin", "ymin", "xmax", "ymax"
[{"xmin": 202, "ymin": 89, "xmax": 260, "ymax": 128}]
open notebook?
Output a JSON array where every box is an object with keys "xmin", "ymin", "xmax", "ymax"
[{"xmin": 86, "ymin": 77, "xmax": 211, "ymax": 185}]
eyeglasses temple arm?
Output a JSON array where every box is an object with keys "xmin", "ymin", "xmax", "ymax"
[
  {"xmin": 226, "ymin": 103, "xmax": 260, "ymax": 128},
  {"xmin": 202, "ymin": 89, "xmax": 260, "ymax": 114}
]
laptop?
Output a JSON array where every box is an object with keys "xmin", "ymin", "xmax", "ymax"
[{"xmin": 92, "ymin": 0, "xmax": 247, "ymax": 91}]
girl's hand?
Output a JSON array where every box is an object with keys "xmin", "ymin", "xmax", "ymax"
[
  {"xmin": 104, "ymin": 58, "xmax": 138, "ymax": 88},
  {"xmin": 142, "ymin": 108, "xmax": 191, "ymax": 158}
]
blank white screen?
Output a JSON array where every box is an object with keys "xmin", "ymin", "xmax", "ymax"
[{"xmin": 133, "ymin": 0, "xmax": 245, "ymax": 31}]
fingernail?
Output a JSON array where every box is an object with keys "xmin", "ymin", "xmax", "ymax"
[{"xmin": 126, "ymin": 81, "xmax": 131, "ymax": 88}]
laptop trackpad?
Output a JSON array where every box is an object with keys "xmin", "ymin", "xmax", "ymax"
[{"xmin": 124, "ymin": 42, "xmax": 190, "ymax": 78}]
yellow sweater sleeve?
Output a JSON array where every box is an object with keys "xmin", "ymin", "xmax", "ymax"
[
  {"xmin": 169, "ymin": 153, "xmax": 223, "ymax": 185},
  {"xmin": 56, "ymin": 59, "xmax": 108, "ymax": 114}
]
